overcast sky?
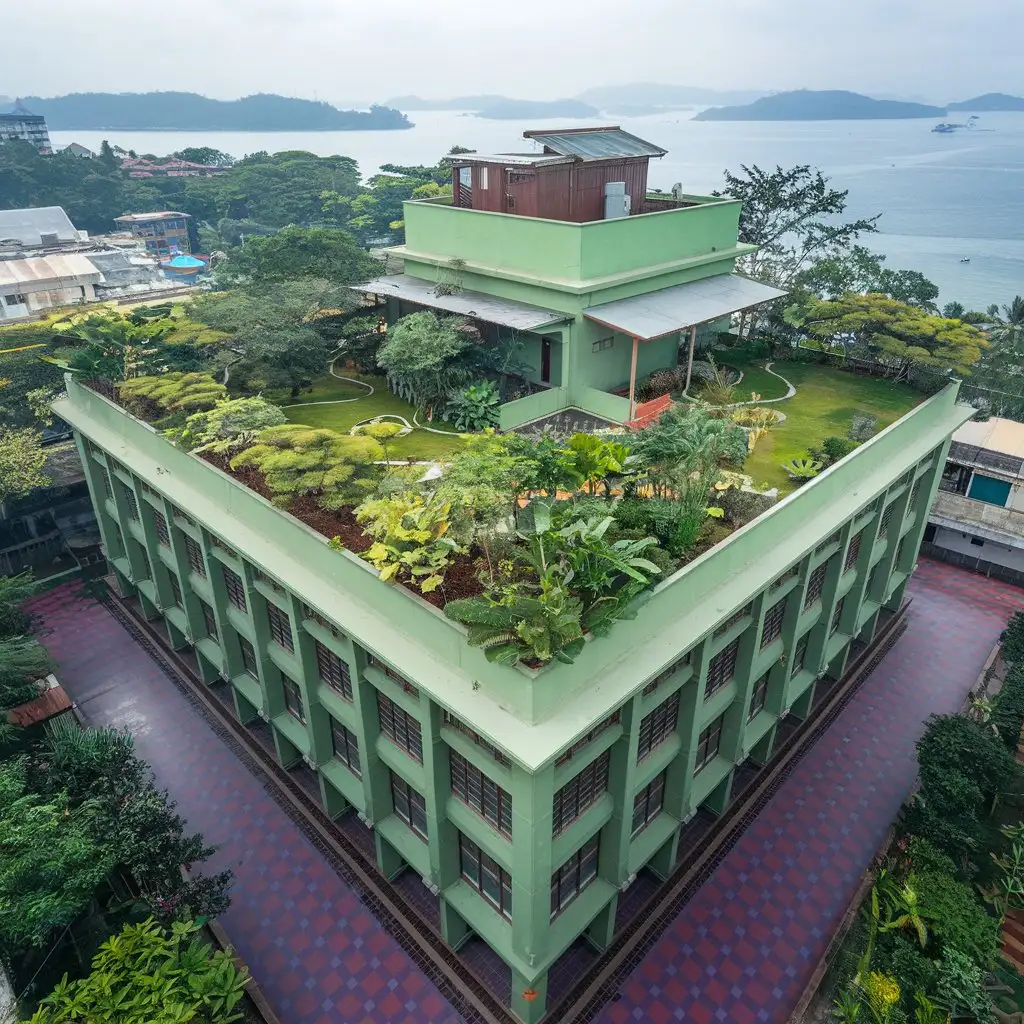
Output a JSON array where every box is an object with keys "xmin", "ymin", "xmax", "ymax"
[{"xmin": 3, "ymin": 0, "xmax": 1021, "ymax": 104}]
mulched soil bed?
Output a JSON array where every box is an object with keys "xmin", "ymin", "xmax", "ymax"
[{"xmin": 197, "ymin": 452, "xmax": 484, "ymax": 608}]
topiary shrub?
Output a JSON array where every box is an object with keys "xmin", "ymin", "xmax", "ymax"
[{"xmin": 1001, "ymin": 611, "xmax": 1024, "ymax": 667}]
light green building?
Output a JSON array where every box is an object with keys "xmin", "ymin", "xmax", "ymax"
[{"xmin": 54, "ymin": 127, "xmax": 975, "ymax": 1022}]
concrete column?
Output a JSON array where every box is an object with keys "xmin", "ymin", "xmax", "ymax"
[
  {"xmin": 348, "ymin": 647, "xmax": 392, "ymax": 823},
  {"xmin": 320, "ymin": 776, "xmax": 349, "ymax": 819},
  {"xmin": 440, "ymin": 899, "xmax": 472, "ymax": 950},
  {"xmin": 421, "ymin": 703, "xmax": 455, "ymax": 889},
  {"xmin": 603, "ymin": 698, "xmax": 642, "ymax": 883},
  {"xmin": 585, "ymin": 897, "xmax": 617, "ymax": 951},
  {"xmin": 510, "ymin": 760, "xmax": 556, "ymax": 964},
  {"xmin": 273, "ymin": 729, "xmax": 301, "ymax": 768},
  {"xmin": 232, "ymin": 688, "xmax": 258, "ymax": 724},
  {"xmin": 511, "ymin": 968, "xmax": 548, "ymax": 1024}
]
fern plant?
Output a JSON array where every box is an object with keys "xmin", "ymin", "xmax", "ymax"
[
  {"xmin": 230, "ymin": 424, "xmax": 382, "ymax": 508},
  {"xmin": 783, "ymin": 457, "xmax": 823, "ymax": 481}
]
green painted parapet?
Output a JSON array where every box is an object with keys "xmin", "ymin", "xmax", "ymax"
[
  {"xmin": 401, "ymin": 196, "xmax": 749, "ymax": 287},
  {"xmin": 499, "ymin": 387, "xmax": 568, "ymax": 430},
  {"xmin": 576, "ymin": 388, "xmax": 632, "ymax": 424}
]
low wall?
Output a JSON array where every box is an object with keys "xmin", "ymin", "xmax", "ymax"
[
  {"xmin": 575, "ymin": 387, "xmax": 632, "ymax": 424},
  {"xmin": 498, "ymin": 386, "xmax": 567, "ymax": 430}
]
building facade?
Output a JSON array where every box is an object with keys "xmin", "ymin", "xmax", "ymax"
[
  {"xmin": 0, "ymin": 253, "xmax": 102, "ymax": 320},
  {"xmin": 56, "ymin": 375, "xmax": 970, "ymax": 1023},
  {"xmin": 113, "ymin": 212, "xmax": 192, "ymax": 256},
  {"xmin": 0, "ymin": 101, "xmax": 51, "ymax": 153},
  {"xmin": 357, "ymin": 126, "xmax": 785, "ymax": 430},
  {"xmin": 924, "ymin": 416, "xmax": 1024, "ymax": 585}
]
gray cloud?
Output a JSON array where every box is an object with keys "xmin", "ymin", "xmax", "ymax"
[{"xmin": 2, "ymin": 0, "xmax": 1021, "ymax": 103}]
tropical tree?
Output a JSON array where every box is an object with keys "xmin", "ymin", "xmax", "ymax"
[
  {"xmin": 230, "ymin": 425, "xmax": 382, "ymax": 509},
  {"xmin": 214, "ymin": 225, "xmax": 376, "ymax": 288},
  {"xmin": 987, "ymin": 295, "xmax": 1024, "ymax": 349},
  {"xmin": 789, "ymin": 292, "xmax": 986, "ymax": 379},
  {"xmin": 0, "ymin": 427, "xmax": 49, "ymax": 504},
  {"xmin": 0, "ymin": 760, "xmax": 113, "ymax": 957},
  {"xmin": 796, "ymin": 245, "xmax": 939, "ymax": 310},
  {"xmin": 714, "ymin": 164, "xmax": 880, "ymax": 335},
  {"xmin": 376, "ymin": 311, "xmax": 473, "ymax": 412},
  {"xmin": 51, "ymin": 311, "xmax": 173, "ymax": 381}
]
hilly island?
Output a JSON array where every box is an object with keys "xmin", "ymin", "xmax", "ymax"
[
  {"xmin": 15, "ymin": 91, "xmax": 413, "ymax": 131},
  {"xmin": 695, "ymin": 89, "xmax": 946, "ymax": 121}
]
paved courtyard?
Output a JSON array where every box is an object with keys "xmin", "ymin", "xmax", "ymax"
[{"xmin": 27, "ymin": 559, "xmax": 1023, "ymax": 1024}]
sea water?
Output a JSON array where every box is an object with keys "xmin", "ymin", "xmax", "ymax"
[{"xmin": 50, "ymin": 109, "xmax": 1024, "ymax": 310}]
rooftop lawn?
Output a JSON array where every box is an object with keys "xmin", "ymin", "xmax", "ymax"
[
  {"xmin": 278, "ymin": 373, "xmax": 467, "ymax": 462},
  {"xmin": 736, "ymin": 360, "xmax": 922, "ymax": 494}
]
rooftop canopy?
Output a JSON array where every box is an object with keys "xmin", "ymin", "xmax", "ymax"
[
  {"xmin": 584, "ymin": 274, "xmax": 787, "ymax": 341},
  {"xmin": 161, "ymin": 254, "xmax": 206, "ymax": 269},
  {"xmin": 0, "ymin": 206, "xmax": 79, "ymax": 247},
  {"xmin": 354, "ymin": 273, "xmax": 570, "ymax": 332},
  {"xmin": 523, "ymin": 126, "xmax": 667, "ymax": 161}
]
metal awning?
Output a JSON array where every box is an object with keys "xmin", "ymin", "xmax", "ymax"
[
  {"xmin": 353, "ymin": 274, "xmax": 569, "ymax": 332},
  {"xmin": 584, "ymin": 274, "xmax": 788, "ymax": 341}
]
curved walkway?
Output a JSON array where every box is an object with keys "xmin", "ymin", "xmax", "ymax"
[
  {"xmin": 681, "ymin": 361, "xmax": 796, "ymax": 409},
  {"xmin": 597, "ymin": 559, "xmax": 1023, "ymax": 1024},
  {"xmin": 25, "ymin": 560, "xmax": 1021, "ymax": 1024}
]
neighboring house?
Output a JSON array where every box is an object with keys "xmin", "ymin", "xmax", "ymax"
[
  {"xmin": 0, "ymin": 253, "xmax": 102, "ymax": 319},
  {"xmin": 357, "ymin": 125, "xmax": 786, "ymax": 430},
  {"xmin": 113, "ymin": 212, "xmax": 192, "ymax": 256},
  {"xmin": 0, "ymin": 206, "xmax": 86, "ymax": 251},
  {"xmin": 924, "ymin": 416, "xmax": 1024, "ymax": 584},
  {"xmin": 61, "ymin": 141, "xmax": 95, "ymax": 158},
  {"xmin": 0, "ymin": 442, "xmax": 102, "ymax": 578},
  {"xmin": 121, "ymin": 157, "xmax": 223, "ymax": 178},
  {"xmin": 0, "ymin": 100, "xmax": 51, "ymax": 153}
]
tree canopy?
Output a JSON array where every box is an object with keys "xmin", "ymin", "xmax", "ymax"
[{"xmin": 790, "ymin": 292, "xmax": 987, "ymax": 379}]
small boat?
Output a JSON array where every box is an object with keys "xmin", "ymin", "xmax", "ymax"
[
  {"xmin": 960, "ymin": 257, "xmax": 971, "ymax": 263},
  {"xmin": 932, "ymin": 123, "xmax": 957, "ymax": 133}
]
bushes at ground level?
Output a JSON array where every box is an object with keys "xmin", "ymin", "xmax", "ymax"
[{"xmin": 828, "ymin": 608, "xmax": 1024, "ymax": 1022}]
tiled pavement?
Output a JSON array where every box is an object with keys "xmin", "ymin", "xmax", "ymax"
[
  {"xmin": 27, "ymin": 583, "xmax": 464, "ymax": 1024},
  {"xmin": 26, "ymin": 559, "xmax": 1023, "ymax": 1024},
  {"xmin": 596, "ymin": 559, "xmax": 1024, "ymax": 1024}
]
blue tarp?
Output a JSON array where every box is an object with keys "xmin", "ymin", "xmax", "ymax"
[{"xmin": 161, "ymin": 254, "xmax": 206, "ymax": 269}]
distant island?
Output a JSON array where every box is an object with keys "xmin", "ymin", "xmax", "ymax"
[
  {"xmin": 474, "ymin": 99, "xmax": 600, "ymax": 121},
  {"xmin": 574, "ymin": 82, "xmax": 763, "ymax": 114},
  {"xmin": 17, "ymin": 91, "xmax": 413, "ymax": 131},
  {"xmin": 389, "ymin": 84, "xmax": 763, "ymax": 116},
  {"xmin": 948, "ymin": 93, "xmax": 1024, "ymax": 111},
  {"xmin": 694, "ymin": 90, "xmax": 946, "ymax": 121},
  {"xmin": 386, "ymin": 94, "xmax": 510, "ymax": 111}
]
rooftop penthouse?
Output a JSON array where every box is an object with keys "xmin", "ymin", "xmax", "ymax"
[{"xmin": 361, "ymin": 126, "xmax": 782, "ymax": 429}]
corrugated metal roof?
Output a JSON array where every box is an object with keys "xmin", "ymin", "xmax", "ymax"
[
  {"xmin": 454, "ymin": 153, "xmax": 575, "ymax": 168},
  {"xmin": 354, "ymin": 274, "xmax": 569, "ymax": 332},
  {"xmin": 523, "ymin": 127, "xmax": 667, "ymax": 161},
  {"xmin": 114, "ymin": 211, "xmax": 189, "ymax": 223},
  {"xmin": 584, "ymin": 275, "xmax": 788, "ymax": 341},
  {"xmin": 0, "ymin": 253, "xmax": 102, "ymax": 291},
  {"xmin": 0, "ymin": 206, "xmax": 78, "ymax": 247}
]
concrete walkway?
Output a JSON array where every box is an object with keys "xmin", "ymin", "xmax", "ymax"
[{"xmin": 25, "ymin": 559, "xmax": 1023, "ymax": 1024}]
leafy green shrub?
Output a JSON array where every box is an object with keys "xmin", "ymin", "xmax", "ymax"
[
  {"xmin": 169, "ymin": 396, "xmax": 287, "ymax": 452},
  {"xmin": 808, "ymin": 435, "xmax": 859, "ymax": 466},
  {"xmin": 913, "ymin": 870, "xmax": 1000, "ymax": 966},
  {"xmin": 445, "ymin": 380, "xmax": 500, "ymax": 431},
  {"xmin": 876, "ymin": 933, "xmax": 937, "ymax": 1010},
  {"xmin": 990, "ymin": 663, "xmax": 1024, "ymax": 750},
  {"xmin": 613, "ymin": 497, "xmax": 654, "ymax": 532},
  {"xmin": 1001, "ymin": 610, "xmax": 1024, "ymax": 667},
  {"xmin": 782, "ymin": 457, "xmax": 822, "ymax": 481},
  {"xmin": 934, "ymin": 946, "xmax": 993, "ymax": 1021},
  {"xmin": 349, "ymin": 492, "xmax": 461, "ymax": 593},
  {"xmin": 905, "ymin": 836, "xmax": 957, "ymax": 877},
  {"xmin": 24, "ymin": 918, "xmax": 248, "ymax": 1024},
  {"xmin": 230, "ymin": 424, "xmax": 382, "ymax": 509},
  {"xmin": 117, "ymin": 373, "xmax": 226, "ymax": 417}
]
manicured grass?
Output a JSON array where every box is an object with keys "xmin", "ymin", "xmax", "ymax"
[
  {"xmin": 724, "ymin": 360, "xmax": 791, "ymax": 402},
  {"xmin": 278, "ymin": 373, "xmax": 467, "ymax": 462},
  {"xmin": 739, "ymin": 362, "xmax": 922, "ymax": 494}
]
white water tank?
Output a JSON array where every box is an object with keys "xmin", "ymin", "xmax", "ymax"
[{"xmin": 604, "ymin": 181, "xmax": 631, "ymax": 220}]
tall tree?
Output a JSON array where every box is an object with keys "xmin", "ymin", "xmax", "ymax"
[
  {"xmin": 790, "ymin": 293, "xmax": 986, "ymax": 380},
  {"xmin": 214, "ymin": 225, "xmax": 376, "ymax": 288},
  {"xmin": 716, "ymin": 165, "xmax": 880, "ymax": 336},
  {"xmin": 0, "ymin": 427, "xmax": 48, "ymax": 505}
]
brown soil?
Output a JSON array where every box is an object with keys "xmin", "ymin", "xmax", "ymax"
[{"xmin": 288, "ymin": 498, "xmax": 372, "ymax": 553}]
